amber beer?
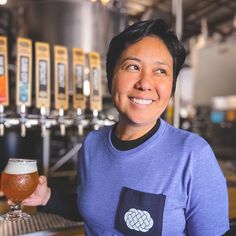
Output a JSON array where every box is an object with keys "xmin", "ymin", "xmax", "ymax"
[{"xmin": 1, "ymin": 159, "xmax": 38, "ymax": 203}]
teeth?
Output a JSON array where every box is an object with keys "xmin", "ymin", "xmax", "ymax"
[{"xmin": 131, "ymin": 97, "xmax": 152, "ymax": 105}]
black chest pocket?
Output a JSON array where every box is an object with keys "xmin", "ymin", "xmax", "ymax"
[{"xmin": 115, "ymin": 187, "xmax": 166, "ymax": 236}]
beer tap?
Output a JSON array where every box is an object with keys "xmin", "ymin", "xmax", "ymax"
[
  {"xmin": 72, "ymin": 48, "xmax": 86, "ymax": 136},
  {"xmin": 35, "ymin": 42, "xmax": 51, "ymax": 137},
  {"xmin": 0, "ymin": 36, "xmax": 9, "ymax": 136},
  {"xmin": 54, "ymin": 45, "xmax": 69, "ymax": 136},
  {"xmin": 16, "ymin": 37, "xmax": 32, "ymax": 137},
  {"xmin": 88, "ymin": 52, "xmax": 103, "ymax": 130}
]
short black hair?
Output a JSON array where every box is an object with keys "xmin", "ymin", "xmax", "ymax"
[{"xmin": 106, "ymin": 19, "xmax": 186, "ymax": 94}]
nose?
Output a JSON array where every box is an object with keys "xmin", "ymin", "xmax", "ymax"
[{"xmin": 134, "ymin": 70, "xmax": 153, "ymax": 91}]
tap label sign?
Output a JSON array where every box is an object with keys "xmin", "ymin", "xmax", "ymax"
[
  {"xmin": 72, "ymin": 48, "xmax": 86, "ymax": 110},
  {"xmin": 54, "ymin": 46, "xmax": 69, "ymax": 110},
  {"xmin": 0, "ymin": 36, "xmax": 9, "ymax": 106},
  {"xmin": 88, "ymin": 52, "xmax": 102, "ymax": 111},
  {"xmin": 35, "ymin": 42, "xmax": 51, "ymax": 109},
  {"xmin": 16, "ymin": 37, "xmax": 32, "ymax": 106}
]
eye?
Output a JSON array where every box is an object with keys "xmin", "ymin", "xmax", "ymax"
[
  {"xmin": 125, "ymin": 64, "xmax": 140, "ymax": 72},
  {"xmin": 156, "ymin": 68, "xmax": 167, "ymax": 75}
]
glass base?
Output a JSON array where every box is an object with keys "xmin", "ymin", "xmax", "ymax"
[{"xmin": 0, "ymin": 210, "xmax": 31, "ymax": 221}]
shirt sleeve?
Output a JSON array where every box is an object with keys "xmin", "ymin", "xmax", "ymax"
[
  {"xmin": 185, "ymin": 145, "xmax": 229, "ymax": 236},
  {"xmin": 37, "ymin": 187, "xmax": 83, "ymax": 221}
]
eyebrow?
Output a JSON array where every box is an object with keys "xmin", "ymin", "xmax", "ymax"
[
  {"xmin": 120, "ymin": 57, "xmax": 141, "ymax": 64},
  {"xmin": 120, "ymin": 57, "xmax": 171, "ymax": 69},
  {"xmin": 156, "ymin": 60, "xmax": 171, "ymax": 69}
]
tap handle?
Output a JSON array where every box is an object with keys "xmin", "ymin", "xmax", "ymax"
[{"xmin": 0, "ymin": 124, "xmax": 4, "ymax": 136}]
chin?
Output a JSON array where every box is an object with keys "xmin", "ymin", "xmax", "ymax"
[{"xmin": 125, "ymin": 115, "xmax": 158, "ymax": 127}]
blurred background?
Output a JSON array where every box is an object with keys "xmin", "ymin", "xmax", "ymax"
[{"xmin": 0, "ymin": 0, "xmax": 236, "ymax": 234}]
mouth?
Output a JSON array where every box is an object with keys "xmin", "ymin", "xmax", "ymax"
[{"xmin": 129, "ymin": 97, "xmax": 154, "ymax": 105}]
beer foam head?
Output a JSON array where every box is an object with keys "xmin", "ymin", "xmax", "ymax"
[{"xmin": 3, "ymin": 159, "xmax": 37, "ymax": 174}]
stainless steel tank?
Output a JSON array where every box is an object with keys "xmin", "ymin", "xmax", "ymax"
[
  {"xmin": 7, "ymin": 0, "xmax": 128, "ymax": 93},
  {"xmin": 8, "ymin": 0, "xmax": 128, "ymax": 56}
]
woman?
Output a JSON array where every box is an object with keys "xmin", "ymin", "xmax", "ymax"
[{"xmin": 23, "ymin": 19, "xmax": 229, "ymax": 235}]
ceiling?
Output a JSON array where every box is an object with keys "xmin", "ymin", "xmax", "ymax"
[
  {"xmin": 113, "ymin": 0, "xmax": 236, "ymax": 41},
  {"xmin": 1, "ymin": 0, "xmax": 236, "ymax": 43}
]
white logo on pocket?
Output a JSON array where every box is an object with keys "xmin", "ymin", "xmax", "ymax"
[{"xmin": 124, "ymin": 208, "xmax": 154, "ymax": 232}]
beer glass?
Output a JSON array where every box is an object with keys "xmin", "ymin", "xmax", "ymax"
[{"xmin": 0, "ymin": 158, "xmax": 39, "ymax": 221}]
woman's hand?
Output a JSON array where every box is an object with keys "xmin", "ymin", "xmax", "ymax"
[{"xmin": 22, "ymin": 175, "xmax": 51, "ymax": 206}]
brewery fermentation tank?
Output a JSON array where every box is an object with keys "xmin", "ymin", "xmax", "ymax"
[
  {"xmin": 13, "ymin": 0, "xmax": 128, "ymax": 92},
  {"xmin": 14, "ymin": 0, "xmax": 128, "ymax": 57}
]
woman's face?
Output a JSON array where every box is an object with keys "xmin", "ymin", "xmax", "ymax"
[{"xmin": 111, "ymin": 36, "xmax": 173, "ymax": 129}]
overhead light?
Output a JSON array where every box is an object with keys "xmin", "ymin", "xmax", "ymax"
[
  {"xmin": 101, "ymin": 0, "xmax": 110, "ymax": 5},
  {"xmin": 91, "ymin": 0, "xmax": 96, "ymax": 2},
  {"xmin": 0, "ymin": 0, "xmax": 7, "ymax": 5}
]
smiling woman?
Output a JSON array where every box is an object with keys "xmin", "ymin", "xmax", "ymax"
[
  {"xmin": 21, "ymin": 19, "xmax": 229, "ymax": 236},
  {"xmin": 111, "ymin": 36, "xmax": 173, "ymax": 139}
]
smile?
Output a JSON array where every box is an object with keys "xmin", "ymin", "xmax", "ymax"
[{"xmin": 130, "ymin": 97, "xmax": 153, "ymax": 105}]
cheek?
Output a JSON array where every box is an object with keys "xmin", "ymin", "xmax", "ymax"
[
  {"xmin": 111, "ymin": 73, "xmax": 130, "ymax": 94},
  {"xmin": 111, "ymin": 78, "xmax": 123, "ymax": 102},
  {"xmin": 156, "ymin": 81, "xmax": 173, "ymax": 98}
]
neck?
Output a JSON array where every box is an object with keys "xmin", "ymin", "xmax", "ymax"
[{"xmin": 115, "ymin": 119, "xmax": 157, "ymax": 141}]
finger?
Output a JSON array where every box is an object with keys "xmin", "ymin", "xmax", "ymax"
[
  {"xmin": 22, "ymin": 195, "xmax": 44, "ymax": 206},
  {"xmin": 22, "ymin": 199, "xmax": 37, "ymax": 204},
  {"xmin": 22, "ymin": 195, "xmax": 38, "ymax": 204},
  {"xmin": 7, "ymin": 200, "xmax": 12, "ymax": 205},
  {"xmin": 39, "ymin": 175, "xmax": 47, "ymax": 184},
  {"xmin": 0, "ymin": 190, "xmax": 4, "ymax": 197},
  {"xmin": 22, "ymin": 200, "xmax": 41, "ymax": 206}
]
